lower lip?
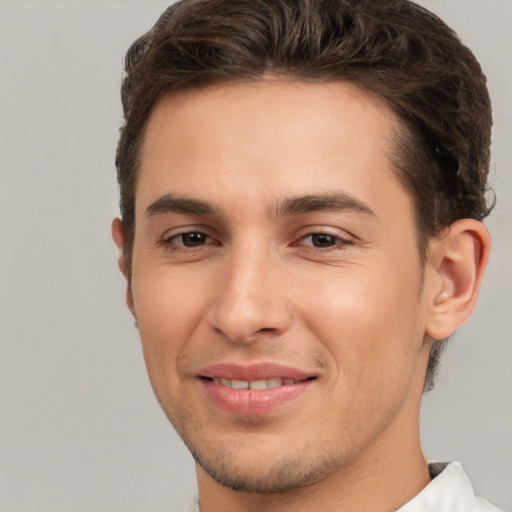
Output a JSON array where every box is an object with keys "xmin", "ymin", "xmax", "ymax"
[{"xmin": 200, "ymin": 379, "xmax": 314, "ymax": 416}]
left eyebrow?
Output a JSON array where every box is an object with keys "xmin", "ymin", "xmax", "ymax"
[{"xmin": 270, "ymin": 193, "xmax": 376, "ymax": 218}]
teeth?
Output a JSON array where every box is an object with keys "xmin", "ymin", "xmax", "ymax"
[
  {"xmin": 267, "ymin": 377, "xmax": 283, "ymax": 388},
  {"xmin": 249, "ymin": 379, "xmax": 268, "ymax": 390},
  {"xmin": 212, "ymin": 377, "xmax": 294, "ymax": 389},
  {"xmin": 231, "ymin": 379, "xmax": 249, "ymax": 390},
  {"xmin": 249, "ymin": 378, "xmax": 284, "ymax": 389}
]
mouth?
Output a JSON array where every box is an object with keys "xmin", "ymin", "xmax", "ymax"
[{"xmin": 197, "ymin": 363, "xmax": 318, "ymax": 416}]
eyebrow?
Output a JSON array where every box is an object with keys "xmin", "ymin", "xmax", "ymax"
[
  {"xmin": 145, "ymin": 194, "xmax": 222, "ymax": 218},
  {"xmin": 271, "ymin": 193, "xmax": 376, "ymax": 218},
  {"xmin": 145, "ymin": 192, "xmax": 376, "ymax": 219}
]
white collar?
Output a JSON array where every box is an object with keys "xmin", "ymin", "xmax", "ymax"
[{"xmin": 398, "ymin": 461, "xmax": 502, "ymax": 511}]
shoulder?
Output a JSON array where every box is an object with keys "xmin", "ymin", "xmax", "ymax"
[{"xmin": 398, "ymin": 462, "xmax": 507, "ymax": 512}]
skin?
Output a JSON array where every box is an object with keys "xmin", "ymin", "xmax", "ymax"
[{"xmin": 113, "ymin": 80, "xmax": 490, "ymax": 512}]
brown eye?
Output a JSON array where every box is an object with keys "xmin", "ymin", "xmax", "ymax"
[
  {"xmin": 178, "ymin": 232, "xmax": 208, "ymax": 247},
  {"xmin": 310, "ymin": 234, "xmax": 336, "ymax": 247},
  {"xmin": 301, "ymin": 233, "xmax": 338, "ymax": 248},
  {"xmin": 297, "ymin": 232, "xmax": 351, "ymax": 250}
]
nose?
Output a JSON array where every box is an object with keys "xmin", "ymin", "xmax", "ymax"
[{"xmin": 207, "ymin": 244, "xmax": 292, "ymax": 344}]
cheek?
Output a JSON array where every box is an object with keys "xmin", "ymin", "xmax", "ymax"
[
  {"xmin": 131, "ymin": 268, "xmax": 208, "ymax": 380},
  {"xmin": 298, "ymin": 262, "xmax": 425, "ymax": 388}
]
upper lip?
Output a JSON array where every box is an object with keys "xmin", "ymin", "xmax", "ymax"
[{"xmin": 197, "ymin": 362, "xmax": 317, "ymax": 382}]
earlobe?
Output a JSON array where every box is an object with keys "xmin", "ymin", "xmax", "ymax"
[
  {"xmin": 425, "ymin": 219, "xmax": 491, "ymax": 340},
  {"xmin": 111, "ymin": 217, "xmax": 136, "ymax": 316}
]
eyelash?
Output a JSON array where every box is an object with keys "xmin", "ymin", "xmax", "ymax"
[{"xmin": 158, "ymin": 230, "xmax": 352, "ymax": 252}]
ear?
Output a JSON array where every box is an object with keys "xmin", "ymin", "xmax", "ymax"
[
  {"xmin": 425, "ymin": 219, "xmax": 491, "ymax": 340},
  {"xmin": 111, "ymin": 218, "xmax": 136, "ymax": 316}
]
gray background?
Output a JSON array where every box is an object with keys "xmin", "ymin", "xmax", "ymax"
[{"xmin": 0, "ymin": 1, "xmax": 510, "ymax": 511}]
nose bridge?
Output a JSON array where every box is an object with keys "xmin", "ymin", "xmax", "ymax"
[{"xmin": 209, "ymin": 238, "xmax": 290, "ymax": 343}]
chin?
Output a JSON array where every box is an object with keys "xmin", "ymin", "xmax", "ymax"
[{"xmin": 184, "ymin": 431, "xmax": 342, "ymax": 493}]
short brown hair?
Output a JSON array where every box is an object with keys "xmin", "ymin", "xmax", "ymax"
[{"xmin": 116, "ymin": 0, "xmax": 493, "ymax": 390}]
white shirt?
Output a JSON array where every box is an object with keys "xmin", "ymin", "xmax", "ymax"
[
  {"xmin": 183, "ymin": 462, "xmax": 505, "ymax": 511},
  {"xmin": 398, "ymin": 462, "xmax": 504, "ymax": 511}
]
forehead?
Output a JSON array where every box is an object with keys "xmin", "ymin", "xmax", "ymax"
[{"xmin": 137, "ymin": 79, "xmax": 409, "ymax": 220}]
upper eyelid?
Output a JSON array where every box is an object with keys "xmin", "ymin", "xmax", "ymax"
[
  {"xmin": 300, "ymin": 232, "xmax": 348, "ymax": 241},
  {"xmin": 293, "ymin": 225, "xmax": 355, "ymax": 240},
  {"xmin": 161, "ymin": 224, "xmax": 216, "ymax": 239}
]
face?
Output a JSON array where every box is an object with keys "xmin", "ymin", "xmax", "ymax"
[{"xmin": 122, "ymin": 80, "xmax": 434, "ymax": 492}]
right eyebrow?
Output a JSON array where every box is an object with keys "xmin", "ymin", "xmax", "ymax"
[{"xmin": 145, "ymin": 194, "xmax": 222, "ymax": 218}]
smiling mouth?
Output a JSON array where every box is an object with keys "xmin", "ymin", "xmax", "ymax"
[
  {"xmin": 201, "ymin": 376, "xmax": 316, "ymax": 390},
  {"xmin": 199, "ymin": 367, "xmax": 317, "ymax": 415}
]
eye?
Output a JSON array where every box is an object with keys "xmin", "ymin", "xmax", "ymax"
[
  {"xmin": 297, "ymin": 232, "xmax": 351, "ymax": 250},
  {"xmin": 174, "ymin": 232, "xmax": 210, "ymax": 247},
  {"xmin": 160, "ymin": 230, "xmax": 215, "ymax": 250},
  {"xmin": 303, "ymin": 233, "xmax": 337, "ymax": 247}
]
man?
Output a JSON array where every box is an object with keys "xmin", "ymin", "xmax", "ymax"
[{"xmin": 112, "ymin": 0, "xmax": 503, "ymax": 510}]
